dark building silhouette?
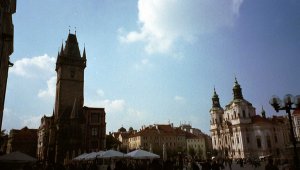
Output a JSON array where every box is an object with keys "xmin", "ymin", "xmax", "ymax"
[
  {"xmin": 37, "ymin": 33, "xmax": 106, "ymax": 164},
  {"xmin": 6, "ymin": 127, "xmax": 38, "ymax": 157},
  {"xmin": 0, "ymin": 0, "xmax": 16, "ymax": 132}
]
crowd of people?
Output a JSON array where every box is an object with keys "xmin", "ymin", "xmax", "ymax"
[{"xmin": 1, "ymin": 155, "xmax": 295, "ymax": 170}]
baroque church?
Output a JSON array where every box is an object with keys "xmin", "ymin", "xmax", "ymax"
[
  {"xmin": 37, "ymin": 33, "xmax": 106, "ymax": 163},
  {"xmin": 210, "ymin": 78, "xmax": 291, "ymax": 159}
]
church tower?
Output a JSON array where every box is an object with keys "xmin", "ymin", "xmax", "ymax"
[
  {"xmin": 54, "ymin": 33, "xmax": 86, "ymax": 120},
  {"xmin": 210, "ymin": 88, "xmax": 224, "ymax": 150}
]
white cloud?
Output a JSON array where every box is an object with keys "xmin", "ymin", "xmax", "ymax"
[
  {"xmin": 21, "ymin": 114, "xmax": 44, "ymax": 129},
  {"xmin": 10, "ymin": 54, "xmax": 55, "ymax": 77},
  {"xmin": 85, "ymin": 90, "xmax": 151, "ymax": 132},
  {"xmin": 96, "ymin": 89, "xmax": 105, "ymax": 97},
  {"xmin": 2, "ymin": 108, "xmax": 46, "ymax": 131},
  {"xmin": 86, "ymin": 98, "xmax": 126, "ymax": 114},
  {"xmin": 38, "ymin": 76, "xmax": 56, "ymax": 99},
  {"xmin": 134, "ymin": 58, "xmax": 152, "ymax": 70},
  {"xmin": 120, "ymin": 0, "xmax": 243, "ymax": 54},
  {"xmin": 174, "ymin": 95, "xmax": 185, "ymax": 103}
]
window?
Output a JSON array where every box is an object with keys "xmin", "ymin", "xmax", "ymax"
[
  {"xmin": 246, "ymin": 136, "xmax": 250, "ymax": 143},
  {"xmin": 236, "ymin": 135, "xmax": 239, "ymax": 144},
  {"xmin": 91, "ymin": 141, "xmax": 98, "ymax": 148},
  {"xmin": 274, "ymin": 135, "xmax": 278, "ymax": 143},
  {"xmin": 267, "ymin": 136, "xmax": 272, "ymax": 148},
  {"xmin": 257, "ymin": 137, "xmax": 261, "ymax": 148},
  {"xmin": 92, "ymin": 127, "xmax": 98, "ymax": 136},
  {"xmin": 91, "ymin": 113, "xmax": 100, "ymax": 123},
  {"xmin": 242, "ymin": 110, "xmax": 246, "ymax": 118}
]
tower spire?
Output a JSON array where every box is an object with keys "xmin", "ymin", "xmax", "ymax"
[
  {"xmin": 261, "ymin": 106, "xmax": 266, "ymax": 118},
  {"xmin": 212, "ymin": 87, "xmax": 221, "ymax": 108},
  {"xmin": 233, "ymin": 77, "xmax": 243, "ymax": 100}
]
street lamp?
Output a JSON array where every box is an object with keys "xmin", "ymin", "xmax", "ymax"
[{"xmin": 269, "ymin": 94, "xmax": 300, "ymax": 168}]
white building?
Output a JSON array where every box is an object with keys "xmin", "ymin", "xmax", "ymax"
[
  {"xmin": 210, "ymin": 78, "xmax": 290, "ymax": 159},
  {"xmin": 292, "ymin": 109, "xmax": 300, "ymax": 141}
]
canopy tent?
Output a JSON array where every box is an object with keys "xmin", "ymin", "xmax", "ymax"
[
  {"xmin": 0, "ymin": 151, "xmax": 37, "ymax": 163},
  {"xmin": 126, "ymin": 149, "xmax": 160, "ymax": 159},
  {"xmin": 99, "ymin": 149, "xmax": 125, "ymax": 158}
]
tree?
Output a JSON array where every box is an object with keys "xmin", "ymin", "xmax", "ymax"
[{"xmin": 105, "ymin": 134, "xmax": 121, "ymax": 150}]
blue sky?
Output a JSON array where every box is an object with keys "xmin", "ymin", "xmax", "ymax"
[{"xmin": 3, "ymin": 0, "xmax": 300, "ymax": 134}]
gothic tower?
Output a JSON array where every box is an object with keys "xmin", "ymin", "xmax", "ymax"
[{"xmin": 54, "ymin": 33, "xmax": 86, "ymax": 120}]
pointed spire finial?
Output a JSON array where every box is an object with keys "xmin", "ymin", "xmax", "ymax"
[
  {"xmin": 82, "ymin": 45, "xmax": 86, "ymax": 59},
  {"xmin": 75, "ymin": 27, "xmax": 77, "ymax": 35},
  {"xmin": 234, "ymin": 76, "xmax": 238, "ymax": 84},
  {"xmin": 60, "ymin": 42, "xmax": 64, "ymax": 54}
]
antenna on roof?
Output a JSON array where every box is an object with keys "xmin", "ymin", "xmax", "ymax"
[
  {"xmin": 75, "ymin": 27, "xmax": 77, "ymax": 35},
  {"xmin": 68, "ymin": 26, "xmax": 70, "ymax": 34}
]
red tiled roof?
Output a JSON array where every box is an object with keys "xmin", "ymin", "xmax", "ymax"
[
  {"xmin": 129, "ymin": 124, "xmax": 186, "ymax": 137},
  {"xmin": 251, "ymin": 115, "xmax": 287, "ymax": 125},
  {"xmin": 293, "ymin": 108, "xmax": 300, "ymax": 116}
]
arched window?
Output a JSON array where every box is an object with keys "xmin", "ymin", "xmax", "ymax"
[{"xmin": 242, "ymin": 110, "xmax": 246, "ymax": 118}]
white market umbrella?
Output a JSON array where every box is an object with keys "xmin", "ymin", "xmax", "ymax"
[
  {"xmin": 0, "ymin": 151, "xmax": 37, "ymax": 163},
  {"xmin": 73, "ymin": 153, "xmax": 88, "ymax": 161},
  {"xmin": 84, "ymin": 151, "xmax": 105, "ymax": 160},
  {"xmin": 126, "ymin": 149, "xmax": 160, "ymax": 159},
  {"xmin": 99, "ymin": 149, "xmax": 125, "ymax": 158}
]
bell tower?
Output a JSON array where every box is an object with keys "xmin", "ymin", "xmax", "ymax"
[{"xmin": 54, "ymin": 33, "xmax": 86, "ymax": 119}]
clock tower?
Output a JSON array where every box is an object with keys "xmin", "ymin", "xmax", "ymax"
[{"xmin": 54, "ymin": 33, "xmax": 86, "ymax": 120}]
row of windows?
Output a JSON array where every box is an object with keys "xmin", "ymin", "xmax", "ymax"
[
  {"xmin": 143, "ymin": 136, "xmax": 184, "ymax": 141},
  {"xmin": 211, "ymin": 110, "xmax": 252, "ymax": 124},
  {"xmin": 213, "ymin": 134, "xmax": 278, "ymax": 148}
]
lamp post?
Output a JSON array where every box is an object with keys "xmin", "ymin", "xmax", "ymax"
[{"xmin": 269, "ymin": 94, "xmax": 300, "ymax": 168}]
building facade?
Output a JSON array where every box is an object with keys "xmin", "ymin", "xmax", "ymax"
[
  {"xmin": 6, "ymin": 127, "xmax": 37, "ymax": 157},
  {"xmin": 210, "ymin": 78, "xmax": 290, "ymax": 159},
  {"xmin": 292, "ymin": 109, "xmax": 300, "ymax": 141},
  {"xmin": 128, "ymin": 124, "xmax": 186, "ymax": 156},
  {"xmin": 0, "ymin": 0, "xmax": 16, "ymax": 132},
  {"xmin": 112, "ymin": 124, "xmax": 209, "ymax": 159},
  {"xmin": 37, "ymin": 33, "xmax": 106, "ymax": 164}
]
